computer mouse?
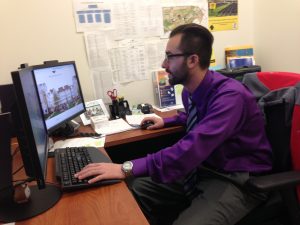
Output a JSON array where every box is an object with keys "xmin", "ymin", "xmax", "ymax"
[{"xmin": 141, "ymin": 120, "xmax": 154, "ymax": 130}]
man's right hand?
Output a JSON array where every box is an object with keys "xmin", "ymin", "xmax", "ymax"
[{"xmin": 140, "ymin": 116, "xmax": 164, "ymax": 130}]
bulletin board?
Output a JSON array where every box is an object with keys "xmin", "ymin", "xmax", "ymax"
[{"xmin": 72, "ymin": 0, "xmax": 209, "ymax": 103}]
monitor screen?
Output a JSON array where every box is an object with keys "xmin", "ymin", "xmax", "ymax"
[
  {"xmin": 11, "ymin": 67, "xmax": 48, "ymax": 188},
  {"xmin": 32, "ymin": 61, "xmax": 85, "ymax": 133}
]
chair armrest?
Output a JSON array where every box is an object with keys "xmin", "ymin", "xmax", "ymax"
[{"xmin": 246, "ymin": 171, "xmax": 300, "ymax": 192}]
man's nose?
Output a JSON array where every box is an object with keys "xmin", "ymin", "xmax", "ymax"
[{"xmin": 161, "ymin": 58, "xmax": 168, "ymax": 69}]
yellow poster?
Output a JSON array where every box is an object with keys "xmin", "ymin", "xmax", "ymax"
[{"xmin": 208, "ymin": 0, "xmax": 238, "ymax": 32}]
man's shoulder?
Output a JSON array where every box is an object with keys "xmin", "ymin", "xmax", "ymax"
[{"xmin": 209, "ymin": 70, "xmax": 245, "ymax": 92}]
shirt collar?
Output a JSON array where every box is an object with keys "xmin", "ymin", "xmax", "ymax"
[{"xmin": 190, "ymin": 70, "xmax": 213, "ymax": 105}]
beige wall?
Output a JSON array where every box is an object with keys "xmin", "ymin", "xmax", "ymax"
[
  {"xmin": 0, "ymin": 1, "xmax": 298, "ymax": 106},
  {"xmin": 254, "ymin": 0, "xmax": 300, "ymax": 73},
  {"xmin": 0, "ymin": 0, "xmax": 93, "ymax": 101}
]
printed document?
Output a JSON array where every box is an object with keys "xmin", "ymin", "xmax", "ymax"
[{"xmin": 93, "ymin": 118, "xmax": 137, "ymax": 135}]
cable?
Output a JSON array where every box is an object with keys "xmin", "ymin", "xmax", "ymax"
[
  {"xmin": 13, "ymin": 177, "xmax": 34, "ymax": 186},
  {"xmin": 0, "ymin": 177, "xmax": 34, "ymax": 193},
  {"xmin": 11, "ymin": 146, "xmax": 20, "ymax": 157},
  {"xmin": 12, "ymin": 164, "xmax": 24, "ymax": 175}
]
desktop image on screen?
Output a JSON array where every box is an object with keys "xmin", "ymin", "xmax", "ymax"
[
  {"xmin": 32, "ymin": 61, "xmax": 86, "ymax": 135},
  {"xmin": 0, "ymin": 66, "xmax": 62, "ymax": 223}
]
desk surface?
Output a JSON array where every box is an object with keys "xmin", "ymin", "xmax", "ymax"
[
  {"xmin": 13, "ymin": 146, "xmax": 149, "ymax": 225},
  {"xmin": 79, "ymin": 124, "xmax": 183, "ymax": 148},
  {"xmin": 81, "ymin": 109, "xmax": 184, "ymax": 148},
  {"xmin": 15, "ymin": 110, "xmax": 183, "ymax": 225}
]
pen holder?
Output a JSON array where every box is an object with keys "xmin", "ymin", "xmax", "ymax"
[
  {"xmin": 109, "ymin": 99, "xmax": 132, "ymax": 120},
  {"xmin": 109, "ymin": 100, "xmax": 119, "ymax": 120}
]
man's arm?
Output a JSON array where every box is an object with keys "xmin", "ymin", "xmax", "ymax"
[{"xmin": 133, "ymin": 90, "xmax": 247, "ymax": 183}]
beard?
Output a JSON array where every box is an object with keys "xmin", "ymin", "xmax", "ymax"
[{"xmin": 167, "ymin": 65, "xmax": 189, "ymax": 86}]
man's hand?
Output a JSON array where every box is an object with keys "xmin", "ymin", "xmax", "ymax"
[
  {"xmin": 74, "ymin": 163, "xmax": 125, "ymax": 184},
  {"xmin": 140, "ymin": 116, "xmax": 164, "ymax": 130}
]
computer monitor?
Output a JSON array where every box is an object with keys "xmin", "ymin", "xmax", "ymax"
[
  {"xmin": 32, "ymin": 61, "xmax": 85, "ymax": 135},
  {"xmin": 0, "ymin": 67, "xmax": 61, "ymax": 223}
]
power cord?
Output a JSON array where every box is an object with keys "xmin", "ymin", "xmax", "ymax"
[
  {"xmin": 0, "ymin": 177, "xmax": 34, "ymax": 193},
  {"xmin": 11, "ymin": 145, "xmax": 20, "ymax": 157},
  {"xmin": 12, "ymin": 164, "xmax": 24, "ymax": 175},
  {"xmin": 73, "ymin": 132, "xmax": 102, "ymax": 139}
]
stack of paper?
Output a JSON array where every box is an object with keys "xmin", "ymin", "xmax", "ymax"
[{"xmin": 93, "ymin": 119, "xmax": 136, "ymax": 135}]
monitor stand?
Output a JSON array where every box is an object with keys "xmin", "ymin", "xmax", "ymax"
[
  {"xmin": 51, "ymin": 120, "xmax": 80, "ymax": 138},
  {"xmin": 0, "ymin": 113, "xmax": 62, "ymax": 223},
  {"xmin": 0, "ymin": 184, "xmax": 62, "ymax": 223}
]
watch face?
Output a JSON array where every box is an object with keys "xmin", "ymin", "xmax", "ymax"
[{"xmin": 123, "ymin": 161, "xmax": 133, "ymax": 170}]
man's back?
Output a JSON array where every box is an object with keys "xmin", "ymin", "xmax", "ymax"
[{"xmin": 183, "ymin": 71, "xmax": 272, "ymax": 173}]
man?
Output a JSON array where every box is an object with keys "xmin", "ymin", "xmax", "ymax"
[{"xmin": 75, "ymin": 23, "xmax": 272, "ymax": 225}]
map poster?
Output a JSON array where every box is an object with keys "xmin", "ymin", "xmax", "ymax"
[
  {"xmin": 208, "ymin": 0, "xmax": 238, "ymax": 32},
  {"xmin": 161, "ymin": 0, "xmax": 208, "ymax": 37}
]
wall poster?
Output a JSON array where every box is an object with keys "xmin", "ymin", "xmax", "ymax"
[{"xmin": 208, "ymin": 0, "xmax": 238, "ymax": 31}]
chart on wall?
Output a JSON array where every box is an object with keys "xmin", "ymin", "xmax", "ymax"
[
  {"xmin": 208, "ymin": 0, "xmax": 238, "ymax": 31},
  {"xmin": 72, "ymin": 0, "xmax": 208, "ymax": 101}
]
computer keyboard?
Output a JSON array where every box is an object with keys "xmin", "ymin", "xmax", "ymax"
[{"xmin": 55, "ymin": 146, "xmax": 120, "ymax": 191}]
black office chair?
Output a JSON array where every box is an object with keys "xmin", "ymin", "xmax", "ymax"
[{"xmin": 235, "ymin": 72, "xmax": 300, "ymax": 225}]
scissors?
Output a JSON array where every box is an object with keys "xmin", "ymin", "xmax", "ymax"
[{"xmin": 107, "ymin": 89, "xmax": 118, "ymax": 101}]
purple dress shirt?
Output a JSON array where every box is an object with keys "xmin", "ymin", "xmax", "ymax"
[{"xmin": 132, "ymin": 70, "xmax": 272, "ymax": 183}]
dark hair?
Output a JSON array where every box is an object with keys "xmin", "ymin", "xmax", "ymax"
[{"xmin": 170, "ymin": 23, "xmax": 214, "ymax": 69}]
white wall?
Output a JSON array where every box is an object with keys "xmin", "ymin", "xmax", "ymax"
[
  {"xmin": 254, "ymin": 0, "xmax": 300, "ymax": 73},
  {"xmin": 3, "ymin": 1, "xmax": 297, "ymax": 107},
  {"xmin": 113, "ymin": 1, "xmax": 255, "ymax": 105},
  {"xmin": 0, "ymin": 0, "xmax": 93, "ymax": 101}
]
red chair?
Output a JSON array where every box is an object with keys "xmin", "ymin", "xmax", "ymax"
[{"xmin": 236, "ymin": 72, "xmax": 300, "ymax": 225}]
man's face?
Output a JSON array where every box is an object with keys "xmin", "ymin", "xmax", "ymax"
[{"xmin": 162, "ymin": 34, "xmax": 189, "ymax": 86}]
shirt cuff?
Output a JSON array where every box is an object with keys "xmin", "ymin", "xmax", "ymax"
[
  {"xmin": 132, "ymin": 157, "xmax": 148, "ymax": 177},
  {"xmin": 163, "ymin": 117, "xmax": 175, "ymax": 127}
]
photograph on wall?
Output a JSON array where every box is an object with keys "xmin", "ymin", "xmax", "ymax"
[
  {"xmin": 208, "ymin": 0, "xmax": 238, "ymax": 32},
  {"xmin": 161, "ymin": 0, "xmax": 208, "ymax": 37}
]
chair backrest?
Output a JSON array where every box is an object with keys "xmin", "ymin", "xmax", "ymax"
[
  {"xmin": 243, "ymin": 71, "xmax": 300, "ymax": 201},
  {"xmin": 263, "ymin": 99, "xmax": 292, "ymax": 172}
]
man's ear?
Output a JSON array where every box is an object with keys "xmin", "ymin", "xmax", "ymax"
[{"xmin": 187, "ymin": 54, "xmax": 199, "ymax": 69}]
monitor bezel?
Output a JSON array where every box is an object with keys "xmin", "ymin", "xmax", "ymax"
[{"xmin": 31, "ymin": 61, "xmax": 86, "ymax": 134}]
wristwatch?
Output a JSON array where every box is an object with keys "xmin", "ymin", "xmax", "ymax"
[{"xmin": 121, "ymin": 161, "xmax": 133, "ymax": 178}]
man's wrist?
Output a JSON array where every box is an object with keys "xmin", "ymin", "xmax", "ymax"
[{"xmin": 121, "ymin": 161, "xmax": 133, "ymax": 178}]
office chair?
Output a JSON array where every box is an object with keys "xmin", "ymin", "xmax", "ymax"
[{"xmin": 235, "ymin": 72, "xmax": 300, "ymax": 225}]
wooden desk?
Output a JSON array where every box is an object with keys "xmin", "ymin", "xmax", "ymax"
[
  {"xmin": 79, "ymin": 124, "xmax": 184, "ymax": 164},
  {"xmin": 79, "ymin": 109, "xmax": 184, "ymax": 148},
  {"xmin": 15, "ymin": 110, "xmax": 184, "ymax": 225},
  {"xmin": 79, "ymin": 124, "xmax": 184, "ymax": 148},
  {"xmin": 12, "ymin": 143, "xmax": 149, "ymax": 225}
]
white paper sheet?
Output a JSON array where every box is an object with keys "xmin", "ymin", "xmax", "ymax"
[
  {"xmin": 50, "ymin": 136, "xmax": 106, "ymax": 152},
  {"xmin": 73, "ymin": 0, "xmax": 114, "ymax": 32},
  {"xmin": 93, "ymin": 118, "xmax": 137, "ymax": 135}
]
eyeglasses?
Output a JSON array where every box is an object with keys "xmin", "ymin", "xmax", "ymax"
[{"xmin": 164, "ymin": 52, "xmax": 194, "ymax": 61}]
